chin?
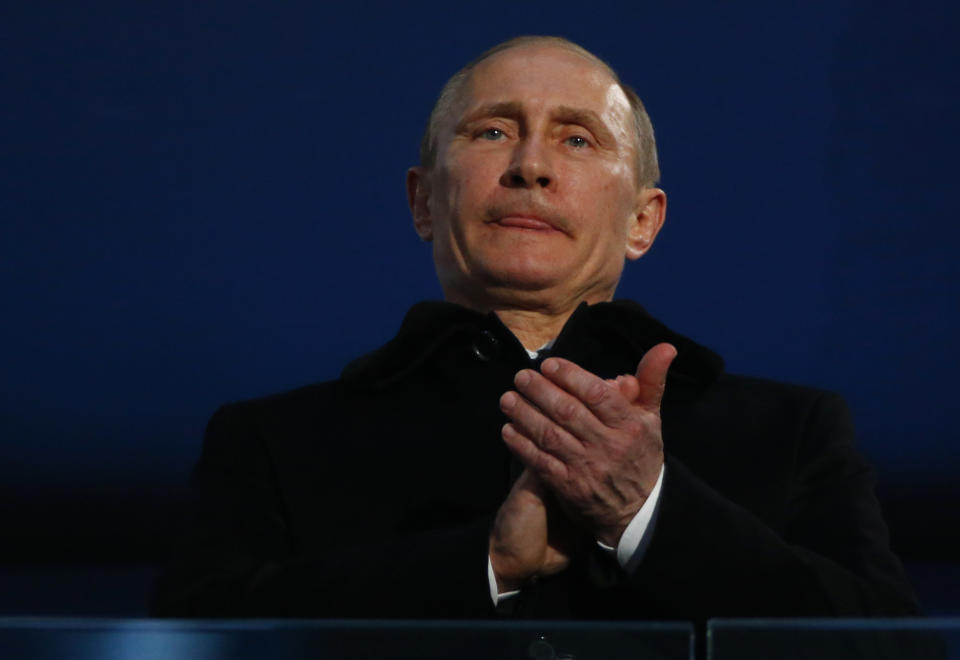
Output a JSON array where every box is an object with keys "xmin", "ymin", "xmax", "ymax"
[{"xmin": 479, "ymin": 265, "xmax": 570, "ymax": 297}]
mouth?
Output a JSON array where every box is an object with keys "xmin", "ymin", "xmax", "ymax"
[
  {"xmin": 494, "ymin": 215, "xmax": 560, "ymax": 232},
  {"xmin": 485, "ymin": 206, "xmax": 570, "ymax": 235}
]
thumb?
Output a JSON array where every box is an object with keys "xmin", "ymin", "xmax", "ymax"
[
  {"xmin": 510, "ymin": 468, "xmax": 548, "ymax": 499},
  {"xmin": 633, "ymin": 343, "xmax": 677, "ymax": 411}
]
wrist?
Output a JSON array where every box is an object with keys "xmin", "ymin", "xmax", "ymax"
[
  {"xmin": 488, "ymin": 550, "xmax": 531, "ymax": 593},
  {"xmin": 595, "ymin": 508, "xmax": 641, "ymax": 548},
  {"xmin": 494, "ymin": 572, "xmax": 524, "ymax": 594},
  {"xmin": 595, "ymin": 528, "xmax": 624, "ymax": 548}
]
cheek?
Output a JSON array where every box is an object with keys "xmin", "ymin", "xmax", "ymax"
[
  {"xmin": 584, "ymin": 170, "xmax": 637, "ymax": 223},
  {"xmin": 428, "ymin": 167, "xmax": 467, "ymax": 223},
  {"xmin": 577, "ymin": 171, "xmax": 637, "ymax": 251},
  {"xmin": 435, "ymin": 162, "xmax": 472, "ymax": 211},
  {"xmin": 606, "ymin": 156, "xmax": 636, "ymax": 181}
]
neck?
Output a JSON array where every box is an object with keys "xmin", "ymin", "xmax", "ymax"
[
  {"xmin": 492, "ymin": 307, "xmax": 575, "ymax": 351},
  {"xmin": 443, "ymin": 287, "xmax": 615, "ymax": 351}
]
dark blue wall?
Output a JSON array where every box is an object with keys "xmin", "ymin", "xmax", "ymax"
[{"xmin": 2, "ymin": 0, "xmax": 958, "ymax": 577}]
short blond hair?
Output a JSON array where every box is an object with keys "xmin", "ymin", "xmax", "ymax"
[{"xmin": 418, "ymin": 36, "xmax": 661, "ymax": 187}]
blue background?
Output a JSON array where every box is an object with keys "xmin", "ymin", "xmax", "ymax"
[{"xmin": 1, "ymin": 0, "xmax": 958, "ymax": 612}]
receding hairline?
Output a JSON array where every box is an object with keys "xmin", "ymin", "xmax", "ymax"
[{"xmin": 418, "ymin": 35, "xmax": 661, "ymax": 187}]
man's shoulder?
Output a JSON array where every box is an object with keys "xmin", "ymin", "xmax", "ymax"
[
  {"xmin": 715, "ymin": 371, "xmax": 846, "ymax": 404},
  {"xmin": 210, "ymin": 379, "xmax": 345, "ymax": 430},
  {"xmin": 201, "ymin": 303, "xmax": 476, "ymax": 431},
  {"xmin": 686, "ymin": 371, "xmax": 855, "ymax": 447}
]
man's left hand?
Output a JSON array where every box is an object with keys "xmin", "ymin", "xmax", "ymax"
[{"xmin": 499, "ymin": 343, "xmax": 677, "ymax": 547}]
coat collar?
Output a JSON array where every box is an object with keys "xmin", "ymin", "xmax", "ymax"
[{"xmin": 341, "ymin": 300, "xmax": 724, "ymax": 401}]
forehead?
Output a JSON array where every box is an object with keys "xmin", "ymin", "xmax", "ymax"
[{"xmin": 455, "ymin": 45, "xmax": 632, "ymax": 130}]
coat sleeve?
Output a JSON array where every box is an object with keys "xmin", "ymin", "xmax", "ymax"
[
  {"xmin": 567, "ymin": 391, "xmax": 919, "ymax": 620},
  {"xmin": 152, "ymin": 403, "xmax": 497, "ymax": 618}
]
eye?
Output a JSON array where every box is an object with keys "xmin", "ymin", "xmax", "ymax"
[
  {"xmin": 479, "ymin": 127, "xmax": 505, "ymax": 141},
  {"xmin": 565, "ymin": 135, "xmax": 590, "ymax": 148}
]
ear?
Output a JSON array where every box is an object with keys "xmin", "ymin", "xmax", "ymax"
[
  {"xmin": 625, "ymin": 188, "xmax": 666, "ymax": 261},
  {"xmin": 406, "ymin": 167, "xmax": 433, "ymax": 242}
]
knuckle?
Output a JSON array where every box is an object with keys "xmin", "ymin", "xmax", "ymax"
[
  {"xmin": 621, "ymin": 419, "xmax": 647, "ymax": 439},
  {"xmin": 561, "ymin": 474, "xmax": 585, "ymax": 502},
  {"xmin": 605, "ymin": 440, "xmax": 627, "ymax": 462},
  {"xmin": 566, "ymin": 461, "xmax": 593, "ymax": 493},
  {"xmin": 539, "ymin": 424, "xmax": 562, "ymax": 451},
  {"xmin": 585, "ymin": 381, "xmax": 610, "ymax": 407},
  {"xmin": 573, "ymin": 476, "xmax": 596, "ymax": 504},
  {"xmin": 586, "ymin": 456, "xmax": 610, "ymax": 480},
  {"xmin": 555, "ymin": 398, "xmax": 578, "ymax": 423},
  {"xmin": 623, "ymin": 411, "xmax": 660, "ymax": 437},
  {"xmin": 607, "ymin": 405, "xmax": 631, "ymax": 425}
]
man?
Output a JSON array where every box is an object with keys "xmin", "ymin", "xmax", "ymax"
[{"xmin": 154, "ymin": 36, "xmax": 916, "ymax": 620}]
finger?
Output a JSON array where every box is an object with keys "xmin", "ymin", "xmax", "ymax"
[
  {"xmin": 615, "ymin": 374, "xmax": 641, "ymax": 403},
  {"xmin": 502, "ymin": 423, "xmax": 570, "ymax": 487},
  {"xmin": 537, "ymin": 358, "xmax": 633, "ymax": 427},
  {"xmin": 500, "ymin": 389, "xmax": 585, "ymax": 461},
  {"xmin": 510, "ymin": 368, "xmax": 613, "ymax": 445},
  {"xmin": 633, "ymin": 343, "xmax": 677, "ymax": 411}
]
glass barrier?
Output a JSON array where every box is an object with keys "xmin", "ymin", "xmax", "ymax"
[
  {"xmin": 0, "ymin": 618, "xmax": 694, "ymax": 660},
  {"xmin": 708, "ymin": 618, "xmax": 960, "ymax": 660}
]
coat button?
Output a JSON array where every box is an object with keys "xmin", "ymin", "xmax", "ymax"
[{"xmin": 471, "ymin": 330, "xmax": 500, "ymax": 361}]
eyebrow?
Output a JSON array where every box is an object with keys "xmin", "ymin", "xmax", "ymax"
[
  {"xmin": 455, "ymin": 102, "xmax": 524, "ymax": 133},
  {"xmin": 455, "ymin": 101, "xmax": 616, "ymax": 147},
  {"xmin": 551, "ymin": 105, "xmax": 615, "ymax": 146}
]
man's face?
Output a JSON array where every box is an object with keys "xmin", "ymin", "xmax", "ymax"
[{"xmin": 409, "ymin": 44, "xmax": 664, "ymax": 311}]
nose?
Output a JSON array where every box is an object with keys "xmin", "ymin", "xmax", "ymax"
[{"xmin": 501, "ymin": 136, "xmax": 553, "ymax": 190}]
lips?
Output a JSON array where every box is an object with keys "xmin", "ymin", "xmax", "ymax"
[
  {"xmin": 484, "ymin": 205, "xmax": 569, "ymax": 235},
  {"xmin": 495, "ymin": 215, "xmax": 558, "ymax": 231}
]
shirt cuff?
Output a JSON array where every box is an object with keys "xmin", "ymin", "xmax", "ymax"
[
  {"xmin": 488, "ymin": 555, "xmax": 521, "ymax": 605},
  {"xmin": 596, "ymin": 463, "xmax": 665, "ymax": 574}
]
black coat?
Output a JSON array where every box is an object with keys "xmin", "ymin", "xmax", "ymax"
[{"xmin": 154, "ymin": 300, "xmax": 917, "ymax": 621}]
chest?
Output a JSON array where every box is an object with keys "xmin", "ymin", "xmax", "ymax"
[{"xmin": 271, "ymin": 363, "xmax": 518, "ymax": 550}]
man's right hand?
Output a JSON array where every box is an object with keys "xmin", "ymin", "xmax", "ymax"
[{"xmin": 488, "ymin": 469, "xmax": 578, "ymax": 593}]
